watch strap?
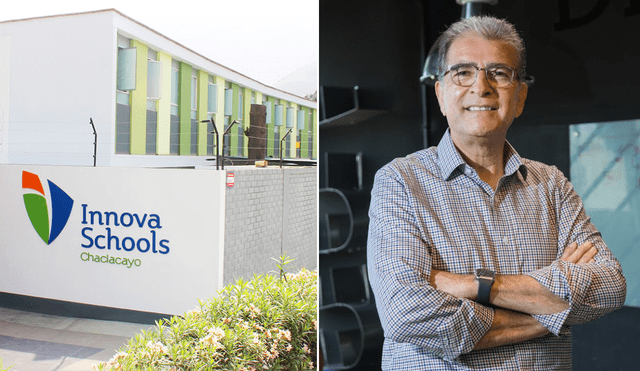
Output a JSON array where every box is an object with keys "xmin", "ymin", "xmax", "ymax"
[
  {"xmin": 475, "ymin": 268, "xmax": 495, "ymax": 306},
  {"xmin": 476, "ymin": 277, "xmax": 492, "ymax": 305}
]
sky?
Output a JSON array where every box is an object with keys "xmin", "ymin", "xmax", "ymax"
[{"xmin": 1, "ymin": 0, "xmax": 318, "ymax": 95}]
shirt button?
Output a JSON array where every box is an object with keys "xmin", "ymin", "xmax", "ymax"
[{"xmin": 503, "ymin": 236, "xmax": 509, "ymax": 244}]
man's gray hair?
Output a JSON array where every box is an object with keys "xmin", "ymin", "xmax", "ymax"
[{"xmin": 437, "ymin": 16, "xmax": 526, "ymax": 81}]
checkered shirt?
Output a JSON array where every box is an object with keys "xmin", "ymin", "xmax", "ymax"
[{"xmin": 367, "ymin": 129, "xmax": 626, "ymax": 370}]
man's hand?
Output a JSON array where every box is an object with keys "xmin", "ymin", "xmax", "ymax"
[
  {"xmin": 561, "ymin": 241, "xmax": 597, "ymax": 264},
  {"xmin": 474, "ymin": 308, "xmax": 550, "ymax": 350},
  {"xmin": 429, "ymin": 269, "xmax": 476, "ymax": 300}
]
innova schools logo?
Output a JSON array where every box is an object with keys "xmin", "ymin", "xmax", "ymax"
[{"xmin": 22, "ymin": 171, "xmax": 74, "ymax": 245}]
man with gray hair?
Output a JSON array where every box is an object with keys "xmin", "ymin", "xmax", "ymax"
[{"xmin": 367, "ymin": 16, "xmax": 626, "ymax": 370}]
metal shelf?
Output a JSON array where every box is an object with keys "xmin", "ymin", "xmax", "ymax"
[
  {"xmin": 319, "ymin": 108, "xmax": 387, "ymax": 128},
  {"xmin": 319, "ymin": 85, "xmax": 388, "ymax": 129}
]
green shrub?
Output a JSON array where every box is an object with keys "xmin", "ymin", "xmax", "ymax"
[
  {"xmin": 0, "ymin": 358, "xmax": 13, "ymax": 371},
  {"xmin": 94, "ymin": 257, "xmax": 317, "ymax": 370}
]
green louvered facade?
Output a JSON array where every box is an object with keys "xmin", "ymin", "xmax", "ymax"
[{"xmin": 116, "ymin": 37, "xmax": 317, "ymax": 161}]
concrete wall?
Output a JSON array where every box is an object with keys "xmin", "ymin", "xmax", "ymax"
[
  {"xmin": 282, "ymin": 168, "xmax": 318, "ymax": 270},
  {"xmin": 0, "ymin": 163, "xmax": 317, "ymax": 316},
  {"xmin": 0, "ymin": 164, "xmax": 226, "ymax": 315},
  {"xmin": 223, "ymin": 166, "xmax": 317, "ymax": 285},
  {"xmin": 0, "ymin": 11, "xmax": 116, "ymax": 166}
]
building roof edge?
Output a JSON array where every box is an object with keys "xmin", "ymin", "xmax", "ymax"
[{"xmin": 0, "ymin": 8, "xmax": 317, "ymax": 107}]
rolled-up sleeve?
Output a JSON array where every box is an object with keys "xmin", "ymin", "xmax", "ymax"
[
  {"xmin": 367, "ymin": 167, "xmax": 494, "ymax": 361},
  {"xmin": 527, "ymin": 168, "xmax": 626, "ymax": 335}
]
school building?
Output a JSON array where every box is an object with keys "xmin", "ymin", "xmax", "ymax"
[
  {"xmin": 0, "ymin": 9, "xmax": 318, "ymax": 167},
  {"xmin": 0, "ymin": 9, "xmax": 317, "ymax": 319}
]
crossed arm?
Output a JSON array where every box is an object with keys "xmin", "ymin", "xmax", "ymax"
[
  {"xmin": 429, "ymin": 241, "xmax": 598, "ymax": 350},
  {"xmin": 368, "ymin": 165, "xmax": 626, "ymax": 360}
]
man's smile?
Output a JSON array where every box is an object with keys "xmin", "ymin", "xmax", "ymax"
[{"xmin": 465, "ymin": 106, "xmax": 497, "ymax": 111}]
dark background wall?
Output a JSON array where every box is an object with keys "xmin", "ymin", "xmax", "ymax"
[{"xmin": 319, "ymin": 0, "xmax": 640, "ymax": 369}]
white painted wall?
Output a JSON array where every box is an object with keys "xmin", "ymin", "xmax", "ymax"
[
  {"xmin": 0, "ymin": 164, "xmax": 226, "ymax": 315},
  {"xmin": 0, "ymin": 35, "xmax": 11, "ymax": 164},
  {"xmin": 0, "ymin": 12, "xmax": 117, "ymax": 166}
]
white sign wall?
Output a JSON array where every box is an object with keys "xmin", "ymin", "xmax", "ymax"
[{"xmin": 0, "ymin": 164, "xmax": 226, "ymax": 315}]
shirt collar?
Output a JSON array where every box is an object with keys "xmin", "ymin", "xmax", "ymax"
[{"xmin": 436, "ymin": 129, "xmax": 528, "ymax": 181}]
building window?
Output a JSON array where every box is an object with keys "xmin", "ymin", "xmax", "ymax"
[
  {"xmin": 286, "ymin": 129, "xmax": 291, "ymax": 158},
  {"xmin": 170, "ymin": 60, "xmax": 180, "ymax": 155},
  {"xmin": 297, "ymin": 109, "xmax": 305, "ymax": 130},
  {"xmin": 146, "ymin": 111, "xmax": 158, "ymax": 155},
  {"xmin": 286, "ymin": 106, "xmax": 295, "ymax": 128},
  {"xmin": 146, "ymin": 49, "xmax": 161, "ymax": 155},
  {"xmin": 238, "ymin": 89, "xmax": 243, "ymax": 120},
  {"xmin": 208, "ymin": 75, "xmax": 217, "ymax": 114},
  {"xmin": 224, "ymin": 87, "xmax": 233, "ymax": 117},
  {"xmin": 116, "ymin": 90, "xmax": 130, "ymax": 106},
  {"xmin": 116, "ymin": 35, "xmax": 136, "ymax": 92},
  {"xmin": 224, "ymin": 116, "xmax": 231, "ymax": 157},
  {"xmin": 147, "ymin": 49, "xmax": 161, "ymax": 111},
  {"xmin": 170, "ymin": 60, "xmax": 180, "ymax": 116},
  {"xmin": 238, "ymin": 122, "xmax": 244, "ymax": 157},
  {"xmin": 308, "ymin": 111, "xmax": 313, "ymax": 159},
  {"xmin": 191, "ymin": 70, "xmax": 197, "ymax": 120},
  {"xmin": 116, "ymin": 35, "xmax": 132, "ymax": 154},
  {"xmin": 207, "ymin": 118, "xmax": 215, "ymax": 156},
  {"xmin": 116, "ymin": 36, "xmax": 133, "ymax": 105},
  {"xmin": 264, "ymin": 100, "xmax": 272, "ymax": 124},
  {"xmin": 274, "ymin": 125, "xmax": 280, "ymax": 158},
  {"xmin": 275, "ymin": 104, "xmax": 283, "ymax": 126},
  {"xmin": 191, "ymin": 70, "xmax": 198, "ymax": 155},
  {"xmin": 206, "ymin": 76, "xmax": 216, "ymax": 156}
]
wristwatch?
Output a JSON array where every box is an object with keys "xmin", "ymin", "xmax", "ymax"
[{"xmin": 475, "ymin": 268, "xmax": 495, "ymax": 306}]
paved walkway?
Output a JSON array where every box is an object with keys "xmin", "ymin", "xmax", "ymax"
[{"xmin": 0, "ymin": 307, "xmax": 155, "ymax": 371}]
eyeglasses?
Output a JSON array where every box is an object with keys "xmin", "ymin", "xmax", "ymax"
[{"xmin": 442, "ymin": 64, "xmax": 518, "ymax": 88}]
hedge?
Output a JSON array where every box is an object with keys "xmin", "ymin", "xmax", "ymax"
[{"xmin": 94, "ymin": 256, "xmax": 317, "ymax": 370}]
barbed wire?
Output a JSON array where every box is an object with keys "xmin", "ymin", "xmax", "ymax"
[
  {"xmin": 7, "ymin": 121, "xmax": 312, "ymax": 132},
  {"xmin": 12, "ymin": 148, "xmax": 315, "ymax": 156},
  {"xmin": 3, "ymin": 120, "xmax": 316, "ymax": 159},
  {"xmin": 6, "ymin": 133, "xmax": 314, "ymax": 144}
]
